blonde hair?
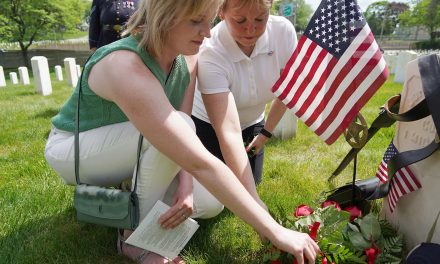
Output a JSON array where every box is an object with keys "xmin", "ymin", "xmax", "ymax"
[
  {"xmin": 124, "ymin": 0, "xmax": 221, "ymax": 57},
  {"xmin": 220, "ymin": 0, "xmax": 272, "ymax": 13}
]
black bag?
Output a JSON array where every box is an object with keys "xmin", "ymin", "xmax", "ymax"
[{"xmin": 326, "ymin": 177, "xmax": 380, "ymax": 213}]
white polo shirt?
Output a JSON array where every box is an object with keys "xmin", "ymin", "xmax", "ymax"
[{"xmin": 192, "ymin": 15, "xmax": 297, "ymax": 129}]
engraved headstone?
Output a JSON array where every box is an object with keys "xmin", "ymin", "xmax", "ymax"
[
  {"xmin": 382, "ymin": 56, "xmax": 440, "ymax": 250},
  {"xmin": 18, "ymin": 66, "xmax": 30, "ymax": 85},
  {"xmin": 0, "ymin": 66, "xmax": 6, "ymax": 87},
  {"xmin": 31, "ymin": 56, "xmax": 52, "ymax": 96},
  {"xmin": 55, "ymin": 65, "xmax": 63, "ymax": 81},
  {"xmin": 9, "ymin": 72, "xmax": 18, "ymax": 84},
  {"xmin": 273, "ymin": 110, "xmax": 297, "ymax": 140},
  {"xmin": 64, "ymin": 58, "xmax": 78, "ymax": 87}
]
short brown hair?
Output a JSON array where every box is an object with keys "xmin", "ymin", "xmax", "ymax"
[{"xmin": 220, "ymin": 0, "xmax": 272, "ymax": 13}]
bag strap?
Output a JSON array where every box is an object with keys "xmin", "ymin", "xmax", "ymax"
[
  {"xmin": 75, "ymin": 56, "xmax": 142, "ymax": 193},
  {"xmin": 386, "ymin": 54, "xmax": 440, "ymax": 180},
  {"xmin": 384, "ymin": 94, "xmax": 430, "ymax": 122},
  {"xmin": 368, "ymin": 54, "xmax": 440, "ymax": 199}
]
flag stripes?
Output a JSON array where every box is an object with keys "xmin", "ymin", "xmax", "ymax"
[
  {"xmin": 375, "ymin": 141, "xmax": 422, "ymax": 212},
  {"xmin": 272, "ymin": 0, "xmax": 389, "ymax": 144},
  {"xmin": 272, "ymin": 24, "xmax": 388, "ymax": 144}
]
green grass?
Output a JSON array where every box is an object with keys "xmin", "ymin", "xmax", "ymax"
[{"xmin": 0, "ymin": 76, "xmax": 402, "ymax": 263}]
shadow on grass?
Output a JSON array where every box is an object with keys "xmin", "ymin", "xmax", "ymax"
[
  {"xmin": 17, "ymin": 91, "xmax": 36, "ymax": 97},
  {"xmin": 0, "ymin": 207, "xmax": 251, "ymax": 264},
  {"xmin": 0, "ymin": 208, "xmax": 132, "ymax": 264},
  {"xmin": 33, "ymin": 108, "xmax": 59, "ymax": 119}
]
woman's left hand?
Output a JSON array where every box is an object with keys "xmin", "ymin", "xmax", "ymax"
[
  {"xmin": 159, "ymin": 178, "xmax": 194, "ymax": 229},
  {"xmin": 245, "ymin": 134, "xmax": 269, "ymax": 156}
]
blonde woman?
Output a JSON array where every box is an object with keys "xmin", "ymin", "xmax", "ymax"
[{"xmin": 44, "ymin": 0, "xmax": 318, "ymax": 263}]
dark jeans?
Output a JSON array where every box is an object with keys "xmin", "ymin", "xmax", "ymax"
[{"xmin": 191, "ymin": 116, "xmax": 264, "ymax": 184}]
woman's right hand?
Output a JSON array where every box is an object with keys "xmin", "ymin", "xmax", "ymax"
[{"xmin": 271, "ymin": 226, "xmax": 320, "ymax": 264}]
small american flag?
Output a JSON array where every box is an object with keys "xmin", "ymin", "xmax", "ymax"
[
  {"xmin": 272, "ymin": 0, "xmax": 388, "ymax": 144},
  {"xmin": 376, "ymin": 141, "xmax": 422, "ymax": 212}
]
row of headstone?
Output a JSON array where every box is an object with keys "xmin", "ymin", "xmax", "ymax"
[
  {"xmin": 383, "ymin": 50, "xmax": 440, "ymax": 84},
  {"xmin": 1, "ymin": 56, "xmax": 298, "ymax": 140},
  {"xmin": 0, "ymin": 56, "xmax": 82, "ymax": 95}
]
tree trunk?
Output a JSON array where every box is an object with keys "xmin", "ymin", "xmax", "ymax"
[
  {"xmin": 18, "ymin": 43, "xmax": 29, "ymax": 68},
  {"xmin": 21, "ymin": 49, "xmax": 29, "ymax": 68}
]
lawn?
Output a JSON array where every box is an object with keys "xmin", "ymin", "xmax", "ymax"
[{"xmin": 0, "ymin": 75, "xmax": 402, "ymax": 263}]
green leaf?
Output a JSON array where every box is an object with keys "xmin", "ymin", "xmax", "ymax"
[
  {"xmin": 359, "ymin": 214, "xmax": 381, "ymax": 241},
  {"xmin": 347, "ymin": 230, "xmax": 371, "ymax": 250},
  {"xmin": 347, "ymin": 222, "xmax": 360, "ymax": 232}
]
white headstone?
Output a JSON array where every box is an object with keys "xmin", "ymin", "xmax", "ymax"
[
  {"xmin": 382, "ymin": 56, "xmax": 440, "ymax": 249},
  {"xmin": 9, "ymin": 72, "xmax": 18, "ymax": 84},
  {"xmin": 0, "ymin": 66, "xmax": 6, "ymax": 87},
  {"xmin": 393, "ymin": 51, "xmax": 418, "ymax": 84},
  {"xmin": 64, "ymin": 58, "xmax": 78, "ymax": 87},
  {"xmin": 273, "ymin": 111, "xmax": 297, "ymax": 140},
  {"xmin": 76, "ymin": 64, "xmax": 81, "ymax": 78},
  {"xmin": 30, "ymin": 56, "xmax": 52, "ymax": 96},
  {"xmin": 18, "ymin": 66, "xmax": 30, "ymax": 85},
  {"xmin": 54, "ymin": 65, "xmax": 63, "ymax": 81}
]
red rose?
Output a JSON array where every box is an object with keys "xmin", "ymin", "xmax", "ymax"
[
  {"xmin": 344, "ymin": 206, "xmax": 362, "ymax": 221},
  {"xmin": 294, "ymin": 204, "xmax": 314, "ymax": 217},
  {"xmin": 322, "ymin": 257, "xmax": 328, "ymax": 264},
  {"xmin": 271, "ymin": 261, "xmax": 282, "ymax": 264},
  {"xmin": 308, "ymin": 222, "xmax": 321, "ymax": 241},
  {"xmin": 365, "ymin": 247, "xmax": 381, "ymax": 264},
  {"xmin": 320, "ymin": 200, "xmax": 341, "ymax": 211}
]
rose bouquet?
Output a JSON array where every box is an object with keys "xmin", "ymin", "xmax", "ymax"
[{"xmin": 264, "ymin": 201, "xmax": 404, "ymax": 264}]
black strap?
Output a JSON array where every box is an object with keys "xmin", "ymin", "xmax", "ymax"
[
  {"xmin": 384, "ymin": 94, "xmax": 430, "ymax": 122},
  {"xmin": 369, "ymin": 54, "xmax": 440, "ymax": 199},
  {"xmin": 75, "ymin": 56, "xmax": 142, "ymax": 193}
]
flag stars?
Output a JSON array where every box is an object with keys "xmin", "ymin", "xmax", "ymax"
[{"xmin": 304, "ymin": 0, "xmax": 366, "ymax": 56}]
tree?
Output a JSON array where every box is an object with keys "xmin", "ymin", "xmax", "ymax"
[
  {"xmin": 0, "ymin": 0, "xmax": 89, "ymax": 67},
  {"xmin": 399, "ymin": 0, "xmax": 440, "ymax": 42},
  {"xmin": 364, "ymin": 1, "xmax": 409, "ymax": 39},
  {"xmin": 272, "ymin": 0, "xmax": 314, "ymax": 32}
]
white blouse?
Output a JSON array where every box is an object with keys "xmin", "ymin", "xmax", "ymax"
[{"xmin": 192, "ymin": 15, "xmax": 297, "ymax": 129}]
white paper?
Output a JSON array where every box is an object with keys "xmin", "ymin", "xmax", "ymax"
[{"xmin": 125, "ymin": 200, "xmax": 199, "ymax": 260}]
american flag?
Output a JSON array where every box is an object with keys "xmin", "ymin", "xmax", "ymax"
[
  {"xmin": 376, "ymin": 141, "xmax": 422, "ymax": 212},
  {"xmin": 272, "ymin": 0, "xmax": 388, "ymax": 144}
]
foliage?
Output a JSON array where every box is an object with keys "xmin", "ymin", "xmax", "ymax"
[
  {"xmin": 263, "ymin": 202, "xmax": 404, "ymax": 264},
  {"xmin": 271, "ymin": 0, "xmax": 313, "ymax": 31},
  {"xmin": 398, "ymin": 0, "xmax": 440, "ymax": 42},
  {"xmin": 364, "ymin": 1, "xmax": 409, "ymax": 37},
  {"xmin": 0, "ymin": 0, "xmax": 90, "ymax": 66},
  {"xmin": 414, "ymin": 39, "xmax": 440, "ymax": 49}
]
